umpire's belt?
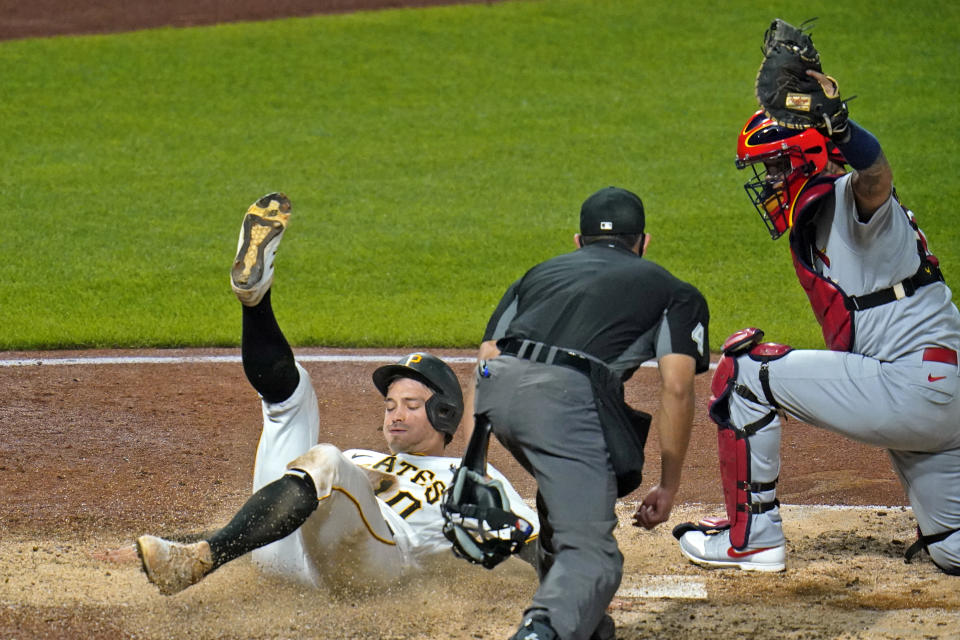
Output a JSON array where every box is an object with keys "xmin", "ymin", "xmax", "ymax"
[{"xmin": 497, "ymin": 338, "xmax": 591, "ymax": 375}]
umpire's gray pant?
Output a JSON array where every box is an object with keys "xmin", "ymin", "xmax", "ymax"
[{"xmin": 475, "ymin": 356, "xmax": 621, "ymax": 640}]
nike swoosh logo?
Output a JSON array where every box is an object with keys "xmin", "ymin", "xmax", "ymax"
[
  {"xmin": 928, "ymin": 374, "xmax": 947, "ymax": 382},
  {"xmin": 726, "ymin": 546, "xmax": 775, "ymax": 559}
]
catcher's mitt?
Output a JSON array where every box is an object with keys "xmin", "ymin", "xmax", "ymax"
[{"xmin": 755, "ymin": 18, "xmax": 848, "ymax": 137}]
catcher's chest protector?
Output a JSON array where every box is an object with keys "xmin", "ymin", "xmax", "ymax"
[
  {"xmin": 789, "ymin": 178, "xmax": 945, "ymax": 352},
  {"xmin": 788, "ymin": 177, "xmax": 854, "ymax": 351}
]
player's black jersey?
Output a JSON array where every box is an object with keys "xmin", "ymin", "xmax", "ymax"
[{"xmin": 484, "ymin": 242, "xmax": 710, "ymax": 377}]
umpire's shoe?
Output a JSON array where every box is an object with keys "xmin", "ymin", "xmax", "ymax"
[
  {"xmin": 674, "ymin": 524, "xmax": 785, "ymax": 572},
  {"xmin": 231, "ymin": 192, "xmax": 291, "ymax": 306},
  {"xmin": 136, "ymin": 535, "xmax": 214, "ymax": 595},
  {"xmin": 510, "ymin": 616, "xmax": 558, "ymax": 640}
]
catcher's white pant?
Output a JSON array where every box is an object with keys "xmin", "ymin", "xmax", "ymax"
[
  {"xmin": 731, "ymin": 348, "xmax": 960, "ymax": 570},
  {"xmin": 250, "ymin": 364, "xmax": 407, "ymax": 589}
]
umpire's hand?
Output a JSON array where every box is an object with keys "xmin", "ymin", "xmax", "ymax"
[{"xmin": 631, "ymin": 485, "xmax": 675, "ymax": 530}]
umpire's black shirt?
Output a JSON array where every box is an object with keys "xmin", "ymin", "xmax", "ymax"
[{"xmin": 484, "ymin": 242, "xmax": 710, "ymax": 378}]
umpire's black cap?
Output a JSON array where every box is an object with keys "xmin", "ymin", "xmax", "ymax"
[{"xmin": 579, "ymin": 186, "xmax": 645, "ymax": 235}]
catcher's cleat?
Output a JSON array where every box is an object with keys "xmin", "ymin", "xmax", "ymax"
[
  {"xmin": 230, "ymin": 192, "xmax": 291, "ymax": 306},
  {"xmin": 675, "ymin": 524, "xmax": 785, "ymax": 572},
  {"xmin": 136, "ymin": 535, "xmax": 214, "ymax": 595}
]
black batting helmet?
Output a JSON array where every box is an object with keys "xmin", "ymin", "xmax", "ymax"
[{"xmin": 372, "ymin": 353, "xmax": 464, "ymax": 441}]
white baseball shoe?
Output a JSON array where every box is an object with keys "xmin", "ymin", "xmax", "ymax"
[
  {"xmin": 136, "ymin": 535, "xmax": 214, "ymax": 595},
  {"xmin": 230, "ymin": 192, "xmax": 291, "ymax": 306},
  {"xmin": 674, "ymin": 519, "xmax": 785, "ymax": 572}
]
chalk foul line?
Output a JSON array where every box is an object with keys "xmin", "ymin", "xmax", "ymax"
[{"xmin": 0, "ymin": 354, "xmax": 713, "ymax": 368}]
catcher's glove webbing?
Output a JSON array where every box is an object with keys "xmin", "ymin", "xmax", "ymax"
[
  {"xmin": 755, "ymin": 18, "xmax": 848, "ymax": 137},
  {"xmin": 441, "ymin": 416, "xmax": 534, "ymax": 569}
]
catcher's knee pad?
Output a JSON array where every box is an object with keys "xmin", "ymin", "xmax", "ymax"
[
  {"xmin": 710, "ymin": 328, "xmax": 793, "ymax": 549},
  {"xmin": 711, "ymin": 328, "xmax": 794, "ymax": 412}
]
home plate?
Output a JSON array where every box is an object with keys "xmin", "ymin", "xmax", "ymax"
[{"xmin": 616, "ymin": 575, "xmax": 707, "ymax": 599}]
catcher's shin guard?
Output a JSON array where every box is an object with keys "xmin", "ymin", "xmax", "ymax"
[{"xmin": 709, "ymin": 328, "xmax": 791, "ymax": 550}]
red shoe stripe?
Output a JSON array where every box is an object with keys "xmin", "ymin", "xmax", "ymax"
[{"xmin": 726, "ymin": 546, "xmax": 775, "ymax": 559}]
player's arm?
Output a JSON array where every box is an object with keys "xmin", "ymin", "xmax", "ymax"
[
  {"xmin": 807, "ymin": 70, "xmax": 893, "ymax": 222},
  {"xmin": 848, "ymin": 150, "xmax": 893, "ymax": 222},
  {"xmin": 655, "ymin": 353, "xmax": 697, "ymax": 495},
  {"xmin": 460, "ymin": 340, "xmax": 502, "ymax": 445},
  {"xmin": 463, "ymin": 280, "xmax": 519, "ymax": 445},
  {"xmin": 632, "ymin": 353, "xmax": 696, "ymax": 530},
  {"xmin": 478, "ymin": 339, "xmax": 501, "ymax": 360},
  {"xmin": 633, "ymin": 280, "xmax": 708, "ymax": 530}
]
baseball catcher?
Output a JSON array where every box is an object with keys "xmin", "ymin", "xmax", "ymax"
[{"xmin": 673, "ymin": 19, "xmax": 960, "ymax": 576}]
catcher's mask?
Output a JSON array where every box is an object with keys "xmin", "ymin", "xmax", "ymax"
[
  {"xmin": 441, "ymin": 467, "xmax": 534, "ymax": 569},
  {"xmin": 372, "ymin": 353, "xmax": 464, "ymax": 443},
  {"xmin": 441, "ymin": 416, "xmax": 534, "ymax": 569},
  {"xmin": 736, "ymin": 110, "xmax": 846, "ymax": 239}
]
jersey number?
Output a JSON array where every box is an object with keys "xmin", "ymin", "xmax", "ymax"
[
  {"xmin": 382, "ymin": 490, "xmax": 422, "ymax": 519},
  {"xmin": 691, "ymin": 322, "xmax": 705, "ymax": 356}
]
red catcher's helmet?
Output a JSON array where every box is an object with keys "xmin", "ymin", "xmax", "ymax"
[{"xmin": 735, "ymin": 110, "xmax": 845, "ymax": 239}]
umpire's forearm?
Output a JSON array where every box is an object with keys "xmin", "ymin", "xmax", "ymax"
[
  {"xmin": 655, "ymin": 355, "xmax": 696, "ymax": 493},
  {"xmin": 657, "ymin": 394, "xmax": 693, "ymax": 493}
]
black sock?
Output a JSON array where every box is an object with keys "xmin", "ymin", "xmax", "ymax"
[
  {"xmin": 207, "ymin": 473, "xmax": 318, "ymax": 569},
  {"xmin": 241, "ymin": 289, "xmax": 300, "ymax": 403}
]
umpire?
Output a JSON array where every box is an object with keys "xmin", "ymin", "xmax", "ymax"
[{"xmin": 474, "ymin": 186, "xmax": 710, "ymax": 640}]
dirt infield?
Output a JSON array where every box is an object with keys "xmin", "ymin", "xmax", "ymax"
[
  {"xmin": 0, "ymin": 0, "xmax": 505, "ymax": 41},
  {"xmin": 2, "ymin": 349, "xmax": 958, "ymax": 639}
]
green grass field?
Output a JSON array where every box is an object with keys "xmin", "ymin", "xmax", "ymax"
[{"xmin": 1, "ymin": 0, "xmax": 958, "ymax": 350}]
